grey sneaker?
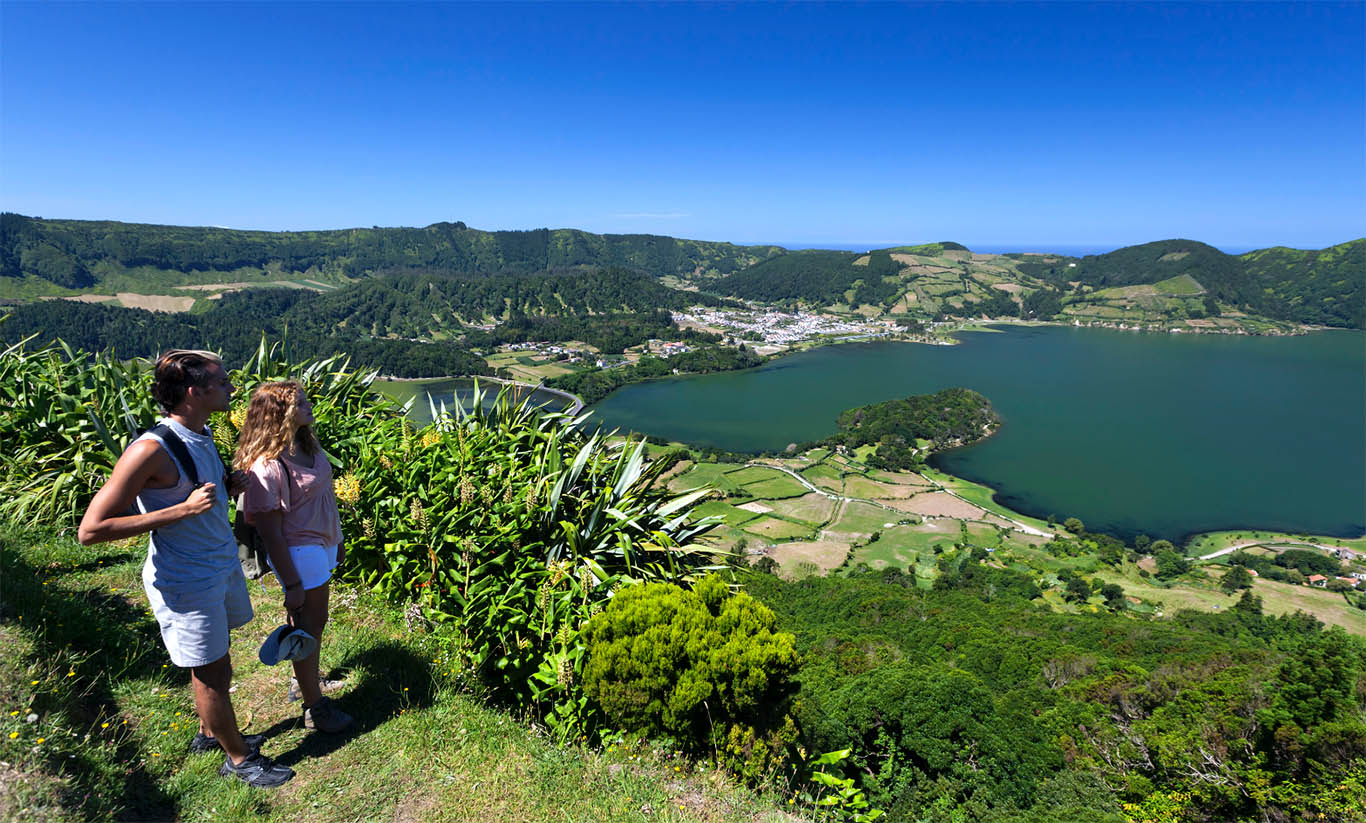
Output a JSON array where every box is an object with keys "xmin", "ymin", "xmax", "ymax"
[
  {"xmin": 288, "ymin": 675, "xmax": 346, "ymax": 702},
  {"xmin": 188, "ymin": 731, "xmax": 265, "ymax": 754},
  {"xmin": 303, "ymin": 696, "xmax": 353, "ymax": 733},
  {"xmin": 218, "ymin": 752, "xmax": 294, "ymax": 788}
]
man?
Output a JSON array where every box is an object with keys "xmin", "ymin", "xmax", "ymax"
[{"xmin": 78, "ymin": 349, "xmax": 293, "ymax": 788}]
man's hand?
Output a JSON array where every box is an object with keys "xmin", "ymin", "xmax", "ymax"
[
  {"xmin": 79, "ymin": 440, "xmax": 195, "ymax": 546},
  {"xmin": 181, "ymin": 483, "xmax": 217, "ymax": 516}
]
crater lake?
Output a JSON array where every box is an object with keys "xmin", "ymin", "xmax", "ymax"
[{"xmin": 589, "ymin": 325, "xmax": 1366, "ymax": 540}]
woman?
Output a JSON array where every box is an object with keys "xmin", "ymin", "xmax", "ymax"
[{"xmin": 235, "ymin": 381, "xmax": 353, "ymax": 733}]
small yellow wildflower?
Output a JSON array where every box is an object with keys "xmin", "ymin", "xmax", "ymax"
[
  {"xmin": 36, "ymin": 738, "xmax": 44, "ymax": 744},
  {"xmin": 67, "ymin": 671, "xmax": 75, "ymax": 677},
  {"xmin": 8, "ymin": 732, "xmax": 17, "ymax": 739},
  {"xmin": 30, "ymin": 680, "xmax": 38, "ymax": 686},
  {"xmin": 334, "ymin": 473, "xmax": 362, "ymax": 505},
  {"xmin": 101, "ymin": 722, "xmax": 109, "ymax": 729},
  {"xmin": 420, "ymin": 429, "xmax": 441, "ymax": 448},
  {"xmin": 9, "ymin": 711, "xmax": 17, "ymax": 717}
]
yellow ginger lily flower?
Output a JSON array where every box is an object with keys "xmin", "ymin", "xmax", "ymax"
[{"xmin": 334, "ymin": 473, "xmax": 361, "ymax": 505}]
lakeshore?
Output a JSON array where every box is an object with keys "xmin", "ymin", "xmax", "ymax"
[{"xmin": 591, "ymin": 325, "xmax": 1365, "ymax": 541}]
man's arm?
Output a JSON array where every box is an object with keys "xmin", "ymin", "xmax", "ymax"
[{"xmin": 77, "ymin": 440, "xmax": 218, "ymax": 546}]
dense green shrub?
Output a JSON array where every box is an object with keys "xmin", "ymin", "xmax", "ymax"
[{"xmin": 582, "ymin": 574, "xmax": 799, "ymax": 780}]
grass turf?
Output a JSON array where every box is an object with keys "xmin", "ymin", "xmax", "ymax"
[{"xmin": 0, "ymin": 526, "xmax": 793, "ymax": 823}]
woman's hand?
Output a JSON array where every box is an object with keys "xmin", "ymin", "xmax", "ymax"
[
  {"xmin": 283, "ymin": 585, "xmax": 305, "ymax": 612},
  {"xmin": 336, "ymin": 541, "xmax": 346, "ymax": 566}
]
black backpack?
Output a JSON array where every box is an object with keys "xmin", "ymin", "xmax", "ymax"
[{"xmin": 141, "ymin": 424, "xmax": 273, "ymax": 580}]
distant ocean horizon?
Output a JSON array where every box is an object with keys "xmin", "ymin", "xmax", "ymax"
[{"xmin": 748, "ymin": 241, "xmax": 1258, "ymax": 256}]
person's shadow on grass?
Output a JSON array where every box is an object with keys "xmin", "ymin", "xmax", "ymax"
[
  {"xmin": 0, "ymin": 544, "xmax": 178, "ymax": 821},
  {"xmin": 254, "ymin": 641, "xmax": 436, "ymax": 767}
]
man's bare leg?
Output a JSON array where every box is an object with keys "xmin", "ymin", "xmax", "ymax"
[{"xmin": 192, "ymin": 654, "xmax": 248, "ymax": 763}]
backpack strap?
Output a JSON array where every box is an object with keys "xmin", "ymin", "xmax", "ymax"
[{"xmin": 147, "ymin": 423, "xmax": 201, "ymax": 488}]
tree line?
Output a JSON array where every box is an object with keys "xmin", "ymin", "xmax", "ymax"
[
  {"xmin": 0, "ymin": 212, "xmax": 781, "ymax": 283},
  {"xmin": 549, "ymin": 344, "xmax": 764, "ymax": 404},
  {"xmin": 0, "ymin": 295, "xmax": 491, "ymax": 378}
]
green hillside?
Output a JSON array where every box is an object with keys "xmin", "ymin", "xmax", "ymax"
[
  {"xmin": 0, "ymin": 269, "xmax": 725, "ymax": 376},
  {"xmin": 710, "ymin": 246, "xmax": 1055, "ymax": 319},
  {"xmin": 3, "ymin": 213, "xmax": 1360, "ymax": 329},
  {"xmin": 1059, "ymin": 238, "xmax": 1365, "ymax": 328},
  {"xmin": 0, "ymin": 213, "xmax": 782, "ymax": 290}
]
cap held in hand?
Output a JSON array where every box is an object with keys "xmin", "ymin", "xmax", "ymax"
[{"xmin": 258, "ymin": 624, "xmax": 317, "ymax": 666}]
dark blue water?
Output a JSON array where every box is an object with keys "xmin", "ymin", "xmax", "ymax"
[{"xmin": 591, "ymin": 326, "xmax": 1366, "ymax": 540}]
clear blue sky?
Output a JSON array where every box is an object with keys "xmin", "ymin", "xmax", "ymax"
[{"xmin": 3, "ymin": 2, "xmax": 1362, "ymax": 251}]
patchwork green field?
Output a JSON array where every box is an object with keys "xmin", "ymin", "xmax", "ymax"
[{"xmin": 664, "ymin": 447, "xmax": 1366, "ymax": 634}]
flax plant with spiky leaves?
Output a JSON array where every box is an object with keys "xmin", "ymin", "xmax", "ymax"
[
  {"xmin": 343, "ymin": 382, "xmax": 725, "ymax": 735},
  {"xmin": 0, "ymin": 337, "xmax": 159, "ymax": 527}
]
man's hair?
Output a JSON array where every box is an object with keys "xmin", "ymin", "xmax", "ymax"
[{"xmin": 151, "ymin": 349, "xmax": 224, "ymax": 413}]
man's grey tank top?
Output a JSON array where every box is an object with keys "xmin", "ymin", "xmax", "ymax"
[{"xmin": 135, "ymin": 417, "xmax": 237, "ymax": 592}]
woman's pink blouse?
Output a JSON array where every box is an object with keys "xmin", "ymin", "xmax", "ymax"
[{"xmin": 242, "ymin": 454, "xmax": 343, "ymax": 549}]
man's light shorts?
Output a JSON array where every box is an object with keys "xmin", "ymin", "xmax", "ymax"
[
  {"xmin": 266, "ymin": 544, "xmax": 338, "ymax": 591},
  {"xmin": 144, "ymin": 568, "xmax": 254, "ymax": 668}
]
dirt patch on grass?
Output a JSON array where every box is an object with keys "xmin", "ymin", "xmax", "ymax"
[
  {"xmin": 884, "ymin": 492, "xmax": 985, "ymax": 519},
  {"xmin": 842, "ymin": 476, "xmax": 920, "ymax": 500},
  {"xmin": 736, "ymin": 501, "xmax": 773, "ymax": 514},
  {"xmin": 656, "ymin": 460, "xmax": 694, "ymax": 485},
  {"xmin": 990, "ymin": 283, "xmax": 1024, "ymax": 294},
  {"xmin": 771, "ymin": 540, "xmax": 849, "ymax": 573},
  {"xmin": 115, "ymin": 293, "xmax": 196, "ymax": 312},
  {"xmin": 59, "ymin": 294, "xmax": 118, "ymax": 304}
]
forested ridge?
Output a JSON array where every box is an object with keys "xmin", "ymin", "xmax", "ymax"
[
  {"xmin": 300, "ymin": 267, "xmax": 732, "ymax": 338},
  {"xmin": 4, "ymin": 213, "xmax": 1359, "ymax": 328},
  {"xmin": 0, "ymin": 212, "xmax": 780, "ymax": 284},
  {"xmin": 0, "ymin": 268, "xmax": 733, "ymax": 376},
  {"xmin": 1042, "ymin": 239, "xmax": 1365, "ymax": 328},
  {"xmin": 0, "ymin": 293, "xmax": 494, "ymax": 378},
  {"xmin": 707, "ymin": 239, "xmax": 1363, "ymax": 329}
]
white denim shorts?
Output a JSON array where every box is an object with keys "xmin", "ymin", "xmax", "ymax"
[
  {"xmin": 266, "ymin": 544, "xmax": 338, "ymax": 591},
  {"xmin": 145, "ymin": 567, "xmax": 254, "ymax": 668}
]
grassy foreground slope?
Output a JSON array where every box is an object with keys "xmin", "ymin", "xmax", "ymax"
[{"xmin": 0, "ymin": 527, "xmax": 793, "ymax": 823}]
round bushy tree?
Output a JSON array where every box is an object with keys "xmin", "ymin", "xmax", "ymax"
[{"xmin": 582, "ymin": 575, "xmax": 799, "ymax": 780}]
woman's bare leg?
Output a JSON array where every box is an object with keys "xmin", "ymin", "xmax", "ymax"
[{"xmin": 291, "ymin": 581, "xmax": 330, "ymax": 707}]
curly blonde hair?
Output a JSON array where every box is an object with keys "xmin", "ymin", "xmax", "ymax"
[{"xmin": 233, "ymin": 380, "xmax": 321, "ymax": 471}]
